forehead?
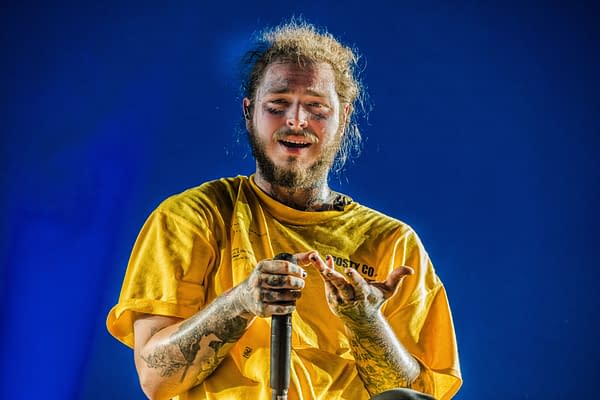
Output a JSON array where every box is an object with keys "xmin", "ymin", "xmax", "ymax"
[{"xmin": 257, "ymin": 61, "xmax": 337, "ymax": 97}]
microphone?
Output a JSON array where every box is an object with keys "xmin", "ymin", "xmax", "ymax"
[{"xmin": 270, "ymin": 252, "xmax": 296, "ymax": 400}]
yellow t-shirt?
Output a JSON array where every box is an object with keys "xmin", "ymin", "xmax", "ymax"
[{"xmin": 106, "ymin": 175, "xmax": 461, "ymax": 400}]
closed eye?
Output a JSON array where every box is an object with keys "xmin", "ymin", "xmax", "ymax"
[
  {"xmin": 263, "ymin": 99, "xmax": 330, "ymax": 119},
  {"xmin": 266, "ymin": 107, "xmax": 284, "ymax": 115},
  {"xmin": 306, "ymin": 102, "xmax": 330, "ymax": 119},
  {"xmin": 264, "ymin": 99, "xmax": 288, "ymax": 115}
]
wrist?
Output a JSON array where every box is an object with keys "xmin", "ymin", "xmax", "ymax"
[
  {"xmin": 340, "ymin": 307, "xmax": 382, "ymax": 332},
  {"xmin": 226, "ymin": 283, "xmax": 255, "ymax": 321}
]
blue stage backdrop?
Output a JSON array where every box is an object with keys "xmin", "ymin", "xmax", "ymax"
[{"xmin": 1, "ymin": 2, "xmax": 598, "ymax": 399}]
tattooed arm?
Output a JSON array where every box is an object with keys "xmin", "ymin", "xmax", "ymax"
[
  {"xmin": 344, "ymin": 310, "xmax": 421, "ymax": 394},
  {"xmin": 309, "ymin": 252, "xmax": 421, "ymax": 396},
  {"xmin": 132, "ymin": 255, "xmax": 308, "ymax": 400},
  {"xmin": 133, "ymin": 291, "xmax": 253, "ymax": 400}
]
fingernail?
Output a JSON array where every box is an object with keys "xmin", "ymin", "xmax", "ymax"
[
  {"xmin": 301, "ymin": 270, "xmax": 307, "ymax": 278},
  {"xmin": 310, "ymin": 255, "xmax": 317, "ymax": 262}
]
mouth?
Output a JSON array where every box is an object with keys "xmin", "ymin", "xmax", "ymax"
[{"xmin": 279, "ymin": 139, "xmax": 312, "ymax": 149}]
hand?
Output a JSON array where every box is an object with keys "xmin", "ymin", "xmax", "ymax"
[
  {"xmin": 309, "ymin": 252, "xmax": 414, "ymax": 322},
  {"xmin": 233, "ymin": 252, "xmax": 311, "ymax": 318}
]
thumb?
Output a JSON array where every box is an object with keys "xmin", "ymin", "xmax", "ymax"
[{"xmin": 384, "ymin": 266, "xmax": 414, "ymax": 292}]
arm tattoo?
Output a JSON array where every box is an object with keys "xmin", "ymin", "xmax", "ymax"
[
  {"xmin": 346, "ymin": 315, "xmax": 419, "ymax": 394},
  {"xmin": 141, "ymin": 295, "xmax": 251, "ymax": 383},
  {"xmin": 141, "ymin": 350, "xmax": 190, "ymax": 379}
]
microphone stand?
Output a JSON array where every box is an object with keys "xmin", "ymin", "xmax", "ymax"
[{"xmin": 270, "ymin": 253, "xmax": 296, "ymax": 400}]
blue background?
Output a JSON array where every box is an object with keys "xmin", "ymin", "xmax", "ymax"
[{"xmin": 1, "ymin": 2, "xmax": 598, "ymax": 399}]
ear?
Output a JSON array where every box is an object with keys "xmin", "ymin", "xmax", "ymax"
[
  {"xmin": 242, "ymin": 98, "xmax": 251, "ymax": 119},
  {"xmin": 242, "ymin": 97, "xmax": 252, "ymax": 132}
]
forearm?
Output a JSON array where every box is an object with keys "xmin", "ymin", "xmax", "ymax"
[
  {"xmin": 136, "ymin": 290, "xmax": 254, "ymax": 400},
  {"xmin": 345, "ymin": 312, "xmax": 420, "ymax": 395}
]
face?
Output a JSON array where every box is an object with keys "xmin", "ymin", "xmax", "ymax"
[{"xmin": 244, "ymin": 61, "xmax": 348, "ymax": 189}]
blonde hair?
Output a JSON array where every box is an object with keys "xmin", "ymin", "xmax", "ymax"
[{"xmin": 240, "ymin": 18, "xmax": 366, "ymax": 173}]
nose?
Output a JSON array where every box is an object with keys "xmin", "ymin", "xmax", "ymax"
[{"xmin": 286, "ymin": 106, "xmax": 308, "ymax": 130}]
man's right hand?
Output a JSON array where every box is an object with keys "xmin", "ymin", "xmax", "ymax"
[
  {"xmin": 133, "ymin": 252, "xmax": 311, "ymax": 400},
  {"xmin": 233, "ymin": 252, "xmax": 310, "ymax": 317}
]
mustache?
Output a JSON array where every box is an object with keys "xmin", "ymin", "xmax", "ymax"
[{"xmin": 272, "ymin": 128, "xmax": 319, "ymax": 144}]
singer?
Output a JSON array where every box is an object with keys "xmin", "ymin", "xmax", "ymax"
[{"xmin": 107, "ymin": 18, "xmax": 461, "ymax": 400}]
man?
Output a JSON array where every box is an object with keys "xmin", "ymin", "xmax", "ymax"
[{"xmin": 107, "ymin": 20, "xmax": 461, "ymax": 400}]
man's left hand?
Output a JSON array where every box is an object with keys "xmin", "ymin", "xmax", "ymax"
[{"xmin": 309, "ymin": 252, "xmax": 414, "ymax": 322}]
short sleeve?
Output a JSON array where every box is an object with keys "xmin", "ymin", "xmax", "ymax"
[
  {"xmin": 382, "ymin": 231, "xmax": 462, "ymax": 399},
  {"xmin": 106, "ymin": 204, "xmax": 218, "ymax": 348}
]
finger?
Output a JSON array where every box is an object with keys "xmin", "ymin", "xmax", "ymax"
[
  {"xmin": 323, "ymin": 279, "xmax": 338, "ymax": 296},
  {"xmin": 373, "ymin": 266, "xmax": 414, "ymax": 299},
  {"xmin": 321, "ymin": 260, "xmax": 350, "ymax": 289},
  {"xmin": 320, "ymin": 263, "xmax": 358, "ymax": 303},
  {"xmin": 260, "ymin": 273, "xmax": 305, "ymax": 289},
  {"xmin": 265, "ymin": 303, "xmax": 297, "ymax": 316},
  {"xmin": 322, "ymin": 264, "xmax": 355, "ymax": 301},
  {"xmin": 258, "ymin": 259, "xmax": 307, "ymax": 278},
  {"xmin": 295, "ymin": 251, "xmax": 317, "ymax": 267},
  {"xmin": 309, "ymin": 253, "xmax": 340, "ymax": 281},
  {"xmin": 309, "ymin": 254, "xmax": 355, "ymax": 300},
  {"xmin": 308, "ymin": 252, "xmax": 328, "ymax": 273},
  {"xmin": 325, "ymin": 254, "xmax": 335, "ymax": 269},
  {"xmin": 261, "ymin": 289, "xmax": 302, "ymax": 303},
  {"xmin": 309, "ymin": 253, "xmax": 339, "ymax": 277},
  {"xmin": 343, "ymin": 268, "xmax": 368, "ymax": 299},
  {"xmin": 385, "ymin": 266, "xmax": 414, "ymax": 289}
]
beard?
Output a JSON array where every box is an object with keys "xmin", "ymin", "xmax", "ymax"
[{"xmin": 247, "ymin": 125, "xmax": 341, "ymax": 190}]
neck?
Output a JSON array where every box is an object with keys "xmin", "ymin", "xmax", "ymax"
[{"xmin": 254, "ymin": 172, "xmax": 335, "ymax": 211}]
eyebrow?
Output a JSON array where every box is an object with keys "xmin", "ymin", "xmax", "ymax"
[{"xmin": 264, "ymin": 85, "xmax": 327, "ymax": 98}]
